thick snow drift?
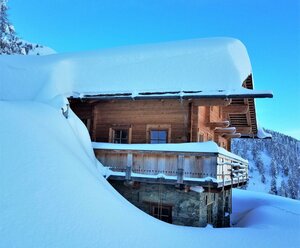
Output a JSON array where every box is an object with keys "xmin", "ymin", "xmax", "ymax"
[
  {"xmin": 0, "ymin": 37, "xmax": 272, "ymax": 102},
  {"xmin": 1, "ymin": 101, "xmax": 299, "ymax": 248}
]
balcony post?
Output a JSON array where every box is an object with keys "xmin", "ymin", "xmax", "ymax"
[
  {"xmin": 177, "ymin": 154, "xmax": 184, "ymax": 184},
  {"xmin": 125, "ymin": 153, "xmax": 133, "ymax": 181}
]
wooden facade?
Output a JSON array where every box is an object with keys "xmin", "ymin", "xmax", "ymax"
[
  {"xmin": 70, "ymin": 97, "xmax": 253, "ymax": 151},
  {"xmin": 68, "ymin": 77, "xmax": 263, "ymax": 227}
]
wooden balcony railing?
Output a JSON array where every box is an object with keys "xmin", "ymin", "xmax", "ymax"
[{"xmin": 93, "ymin": 142, "xmax": 248, "ymax": 188}]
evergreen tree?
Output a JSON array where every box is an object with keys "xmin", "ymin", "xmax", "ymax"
[
  {"xmin": 261, "ymin": 174, "xmax": 266, "ymax": 184},
  {"xmin": 232, "ymin": 128, "xmax": 300, "ymax": 200},
  {"xmin": 288, "ymin": 174, "xmax": 298, "ymax": 199},
  {"xmin": 279, "ymin": 180, "xmax": 288, "ymax": 198},
  {"xmin": 269, "ymin": 159, "xmax": 277, "ymax": 178},
  {"xmin": 0, "ymin": 0, "xmax": 23, "ymax": 54},
  {"xmin": 270, "ymin": 177, "xmax": 277, "ymax": 195}
]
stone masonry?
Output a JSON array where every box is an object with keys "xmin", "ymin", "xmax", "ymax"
[{"xmin": 109, "ymin": 180, "xmax": 232, "ymax": 227}]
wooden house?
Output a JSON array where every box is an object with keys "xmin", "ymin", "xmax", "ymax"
[{"xmin": 69, "ymin": 38, "xmax": 272, "ymax": 227}]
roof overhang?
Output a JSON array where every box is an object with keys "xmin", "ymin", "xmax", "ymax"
[{"xmin": 71, "ymin": 89, "xmax": 273, "ymax": 101}]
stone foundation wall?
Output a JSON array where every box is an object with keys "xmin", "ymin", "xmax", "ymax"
[{"xmin": 109, "ymin": 180, "xmax": 232, "ymax": 227}]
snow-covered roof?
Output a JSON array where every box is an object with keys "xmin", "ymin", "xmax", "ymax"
[
  {"xmin": 0, "ymin": 37, "xmax": 272, "ymax": 102},
  {"xmin": 92, "ymin": 141, "xmax": 248, "ymax": 163}
]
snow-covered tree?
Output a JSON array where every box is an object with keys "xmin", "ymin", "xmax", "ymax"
[
  {"xmin": 278, "ymin": 180, "xmax": 288, "ymax": 198},
  {"xmin": 270, "ymin": 177, "xmax": 277, "ymax": 195},
  {"xmin": 0, "ymin": 0, "xmax": 23, "ymax": 54},
  {"xmin": 269, "ymin": 159, "xmax": 277, "ymax": 178},
  {"xmin": 232, "ymin": 128, "xmax": 300, "ymax": 200}
]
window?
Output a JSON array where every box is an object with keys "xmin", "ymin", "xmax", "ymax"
[
  {"xmin": 150, "ymin": 130, "xmax": 168, "ymax": 144},
  {"xmin": 113, "ymin": 129, "xmax": 128, "ymax": 143},
  {"xmin": 151, "ymin": 205, "xmax": 172, "ymax": 223},
  {"xmin": 146, "ymin": 124, "xmax": 171, "ymax": 143},
  {"xmin": 109, "ymin": 126, "xmax": 132, "ymax": 144}
]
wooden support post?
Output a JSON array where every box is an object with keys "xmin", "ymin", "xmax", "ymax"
[
  {"xmin": 177, "ymin": 154, "xmax": 184, "ymax": 184},
  {"xmin": 125, "ymin": 153, "xmax": 133, "ymax": 181},
  {"xmin": 189, "ymin": 103, "xmax": 194, "ymax": 142}
]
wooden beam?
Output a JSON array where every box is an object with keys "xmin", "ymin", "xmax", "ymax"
[
  {"xmin": 223, "ymin": 104, "xmax": 249, "ymax": 114},
  {"xmin": 208, "ymin": 121, "xmax": 230, "ymax": 128},
  {"xmin": 222, "ymin": 133, "xmax": 242, "ymax": 139},
  {"xmin": 235, "ymin": 126, "xmax": 252, "ymax": 134},
  {"xmin": 192, "ymin": 98, "xmax": 231, "ymax": 107},
  {"xmin": 214, "ymin": 127, "xmax": 236, "ymax": 134}
]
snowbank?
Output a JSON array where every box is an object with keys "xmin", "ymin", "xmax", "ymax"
[{"xmin": 1, "ymin": 101, "xmax": 299, "ymax": 248}]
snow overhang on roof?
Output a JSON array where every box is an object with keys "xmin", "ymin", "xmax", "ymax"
[
  {"xmin": 0, "ymin": 37, "xmax": 272, "ymax": 102},
  {"xmin": 71, "ymin": 37, "xmax": 272, "ymax": 100}
]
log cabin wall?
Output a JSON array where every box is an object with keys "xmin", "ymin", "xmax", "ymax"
[
  {"xmin": 70, "ymin": 98, "xmax": 230, "ymax": 149},
  {"xmin": 93, "ymin": 99, "xmax": 190, "ymax": 143},
  {"xmin": 197, "ymin": 106, "xmax": 212, "ymax": 141}
]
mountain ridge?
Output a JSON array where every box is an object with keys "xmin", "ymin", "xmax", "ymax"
[{"xmin": 232, "ymin": 129, "xmax": 300, "ymax": 200}]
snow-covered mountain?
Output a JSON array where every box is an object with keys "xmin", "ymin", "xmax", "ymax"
[{"xmin": 232, "ymin": 130, "xmax": 300, "ymax": 199}]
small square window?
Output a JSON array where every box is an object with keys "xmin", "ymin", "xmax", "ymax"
[
  {"xmin": 146, "ymin": 124, "xmax": 171, "ymax": 143},
  {"xmin": 150, "ymin": 130, "xmax": 167, "ymax": 144},
  {"xmin": 113, "ymin": 129, "xmax": 128, "ymax": 143}
]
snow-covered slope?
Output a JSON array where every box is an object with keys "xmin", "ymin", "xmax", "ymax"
[
  {"xmin": 1, "ymin": 100, "xmax": 299, "ymax": 248},
  {"xmin": 232, "ymin": 131, "xmax": 300, "ymax": 199}
]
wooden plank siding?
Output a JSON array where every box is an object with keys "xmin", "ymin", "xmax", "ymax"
[
  {"xmin": 79, "ymin": 99, "xmax": 230, "ymax": 150},
  {"xmin": 93, "ymin": 100, "xmax": 190, "ymax": 143}
]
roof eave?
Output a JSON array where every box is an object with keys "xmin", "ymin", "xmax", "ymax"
[{"xmin": 74, "ymin": 92, "xmax": 273, "ymax": 101}]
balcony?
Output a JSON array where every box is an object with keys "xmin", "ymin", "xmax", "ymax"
[{"xmin": 93, "ymin": 141, "xmax": 248, "ymax": 188}]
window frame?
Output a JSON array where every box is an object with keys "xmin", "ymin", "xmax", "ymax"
[
  {"xmin": 109, "ymin": 125, "xmax": 132, "ymax": 144},
  {"xmin": 146, "ymin": 202, "xmax": 173, "ymax": 224},
  {"xmin": 150, "ymin": 130, "xmax": 168, "ymax": 144},
  {"xmin": 146, "ymin": 124, "xmax": 171, "ymax": 144}
]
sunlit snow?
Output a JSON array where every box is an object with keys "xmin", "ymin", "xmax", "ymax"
[{"xmin": 0, "ymin": 39, "xmax": 298, "ymax": 247}]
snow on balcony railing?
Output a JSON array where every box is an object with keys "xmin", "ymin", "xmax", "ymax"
[{"xmin": 93, "ymin": 142, "xmax": 248, "ymax": 187}]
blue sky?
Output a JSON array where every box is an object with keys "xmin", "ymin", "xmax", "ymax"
[{"xmin": 8, "ymin": 0, "xmax": 300, "ymax": 139}]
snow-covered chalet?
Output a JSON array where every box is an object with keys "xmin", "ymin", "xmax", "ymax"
[{"xmin": 69, "ymin": 38, "xmax": 273, "ymax": 227}]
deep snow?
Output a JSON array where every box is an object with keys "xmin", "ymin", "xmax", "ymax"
[
  {"xmin": 0, "ymin": 40, "xmax": 298, "ymax": 247},
  {"xmin": 1, "ymin": 101, "xmax": 299, "ymax": 248}
]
